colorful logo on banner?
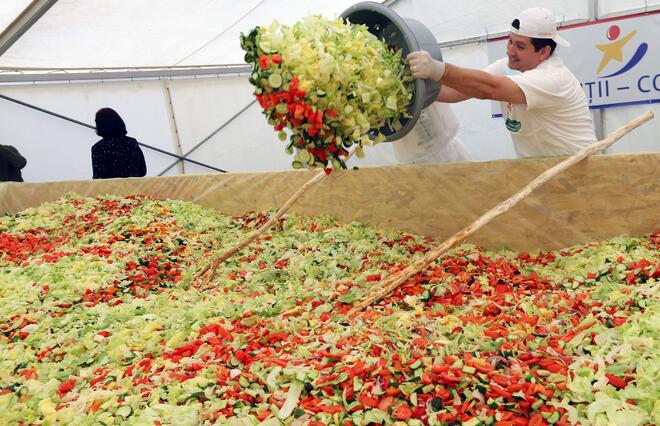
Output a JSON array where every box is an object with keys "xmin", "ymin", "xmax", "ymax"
[
  {"xmin": 595, "ymin": 25, "xmax": 648, "ymax": 77},
  {"xmin": 580, "ymin": 20, "xmax": 657, "ymax": 107}
]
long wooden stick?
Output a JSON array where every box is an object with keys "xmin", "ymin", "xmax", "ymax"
[
  {"xmin": 347, "ymin": 111, "xmax": 654, "ymax": 316},
  {"xmin": 196, "ymin": 148, "xmax": 356, "ymax": 285}
]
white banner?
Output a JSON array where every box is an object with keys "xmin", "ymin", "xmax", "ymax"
[{"xmin": 487, "ymin": 12, "xmax": 660, "ymax": 115}]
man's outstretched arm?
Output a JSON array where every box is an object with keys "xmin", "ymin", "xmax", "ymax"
[
  {"xmin": 441, "ymin": 63, "xmax": 526, "ymax": 104},
  {"xmin": 436, "ymin": 86, "xmax": 471, "ymax": 103},
  {"xmin": 409, "ymin": 51, "xmax": 526, "ymax": 105}
]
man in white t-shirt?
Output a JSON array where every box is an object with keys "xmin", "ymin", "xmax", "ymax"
[
  {"xmin": 393, "ymin": 102, "xmax": 472, "ymax": 163},
  {"xmin": 407, "ymin": 7, "xmax": 597, "ymax": 158}
]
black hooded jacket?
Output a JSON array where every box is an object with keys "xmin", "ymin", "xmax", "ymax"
[{"xmin": 0, "ymin": 145, "xmax": 27, "ymax": 182}]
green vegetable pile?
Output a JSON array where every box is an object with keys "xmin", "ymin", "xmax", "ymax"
[
  {"xmin": 241, "ymin": 16, "xmax": 414, "ymax": 171},
  {"xmin": 0, "ymin": 194, "xmax": 658, "ymax": 425}
]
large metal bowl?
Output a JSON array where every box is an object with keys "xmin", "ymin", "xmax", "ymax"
[{"xmin": 340, "ymin": 1, "xmax": 442, "ymax": 141}]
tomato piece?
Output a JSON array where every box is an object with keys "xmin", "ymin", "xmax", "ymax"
[
  {"xmin": 19, "ymin": 368, "xmax": 37, "ymax": 379},
  {"xmin": 378, "ymin": 395, "xmax": 394, "ymax": 412},
  {"xmin": 393, "ymin": 404, "xmax": 412, "ymax": 420},
  {"xmin": 318, "ymin": 404, "xmax": 343, "ymax": 414},
  {"xmin": 358, "ymin": 393, "xmax": 379, "ymax": 408},
  {"xmin": 258, "ymin": 54, "xmax": 270, "ymax": 70},
  {"xmin": 529, "ymin": 412, "xmax": 547, "ymax": 426}
]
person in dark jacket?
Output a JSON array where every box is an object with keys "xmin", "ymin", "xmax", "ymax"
[
  {"xmin": 92, "ymin": 108, "xmax": 147, "ymax": 179},
  {"xmin": 0, "ymin": 144, "xmax": 27, "ymax": 182}
]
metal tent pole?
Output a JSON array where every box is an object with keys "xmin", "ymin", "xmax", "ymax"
[
  {"xmin": 0, "ymin": 0, "xmax": 59, "ymax": 56},
  {"xmin": 157, "ymin": 99, "xmax": 256, "ymax": 176}
]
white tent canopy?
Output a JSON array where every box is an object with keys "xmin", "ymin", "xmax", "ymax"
[
  {"xmin": 0, "ymin": 0, "xmax": 367, "ymax": 68},
  {"xmin": 0, "ymin": 0, "xmax": 658, "ymax": 182}
]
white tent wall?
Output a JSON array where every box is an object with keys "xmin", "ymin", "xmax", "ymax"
[
  {"xmin": 603, "ymin": 104, "xmax": 660, "ymax": 154},
  {"xmin": 597, "ymin": 0, "xmax": 660, "ymax": 18},
  {"xmin": 164, "ymin": 75, "xmax": 293, "ymax": 174},
  {"xmin": 0, "ymin": 89, "xmax": 94, "ymax": 181},
  {"xmin": 0, "ymin": 80, "xmax": 181, "ymax": 182}
]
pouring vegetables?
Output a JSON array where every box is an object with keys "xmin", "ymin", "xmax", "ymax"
[{"xmin": 241, "ymin": 16, "xmax": 414, "ymax": 170}]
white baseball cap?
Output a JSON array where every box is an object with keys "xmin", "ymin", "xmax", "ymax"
[{"xmin": 510, "ymin": 7, "xmax": 570, "ymax": 47}]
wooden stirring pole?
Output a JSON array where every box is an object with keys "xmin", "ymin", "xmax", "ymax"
[
  {"xmin": 348, "ymin": 111, "xmax": 654, "ymax": 316},
  {"xmin": 195, "ymin": 148, "xmax": 356, "ymax": 286}
]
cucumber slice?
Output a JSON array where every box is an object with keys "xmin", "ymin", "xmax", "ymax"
[
  {"xmin": 547, "ymin": 411, "xmax": 560, "ymax": 424},
  {"xmin": 268, "ymin": 73, "xmax": 283, "ymax": 88},
  {"xmin": 185, "ymin": 391, "xmax": 205, "ymax": 403},
  {"xmin": 260, "ymin": 40, "xmax": 273, "ymax": 53},
  {"xmin": 275, "ymin": 103, "xmax": 288, "ymax": 114},
  {"xmin": 300, "ymin": 149, "xmax": 312, "ymax": 163},
  {"xmin": 116, "ymin": 405, "xmax": 132, "ymax": 418},
  {"xmin": 431, "ymin": 397, "xmax": 443, "ymax": 411}
]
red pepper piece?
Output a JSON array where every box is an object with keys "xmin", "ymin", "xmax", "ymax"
[
  {"xmin": 57, "ymin": 378, "xmax": 76, "ymax": 397},
  {"xmin": 605, "ymin": 373, "xmax": 628, "ymax": 389}
]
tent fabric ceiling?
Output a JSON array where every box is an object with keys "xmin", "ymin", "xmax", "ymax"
[
  {"xmin": 0, "ymin": 0, "xmax": 32, "ymax": 34},
  {"xmin": 391, "ymin": 0, "xmax": 591, "ymax": 44},
  {"xmin": 0, "ymin": 0, "xmax": 374, "ymax": 69},
  {"xmin": 4, "ymin": 0, "xmax": 658, "ymax": 70}
]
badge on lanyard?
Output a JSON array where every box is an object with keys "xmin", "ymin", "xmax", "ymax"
[{"xmin": 504, "ymin": 102, "xmax": 522, "ymax": 132}]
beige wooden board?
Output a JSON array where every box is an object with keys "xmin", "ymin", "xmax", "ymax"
[{"xmin": 1, "ymin": 153, "xmax": 658, "ymax": 251}]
